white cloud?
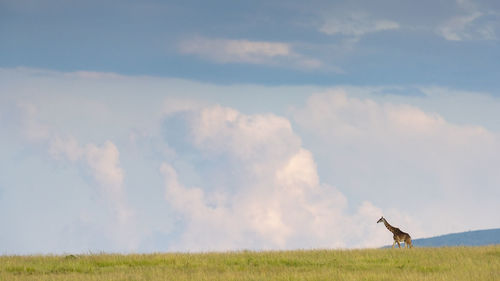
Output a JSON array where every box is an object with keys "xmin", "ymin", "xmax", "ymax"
[
  {"xmin": 320, "ymin": 13, "xmax": 399, "ymax": 37},
  {"xmin": 85, "ymin": 141, "xmax": 125, "ymax": 197},
  {"xmin": 437, "ymin": 11, "xmax": 496, "ymax": 41},
  {"xmin": 292, "ymin": 89, "xmax": 500, "ymax": 236},
  {"xmin": 275, "ymin": 149, "xmax": 319, "ymax": 193},
  {"xmin": 25, "ymin": 120, "xmax": 138, "ymax": 250},
  {"xmin": 49, "ymin": 135, "xmax": 83, "ymax": 162},
  {"xmin": 66, "ymin": 71, "xmax": 123, "ymax": 80},
  {"xmin": 17, "ymin": 102, "xmax": 50, "ymax": 142},
  {"xmin": 49, "ymin": 137, "xmax": 133, "ymax": 225},
  {"xmin": 163, "ymin": 97, "xmax": 209, "ymax": 116},
  {"xmin": 179, "ymin": 37, "xmax": 323, "ymax": 70},
  {"xmin": 5, "ymin": 68, "xmax": 500, "ymax": 253},
  {"xmin": 189, "ymin": 105, "xmax": 301, "ymax": 164},
  {"xmin": 179, "ymin": 37, "xmax": 290, "ymax": 63},
  {"xmin": 293, "ymin": 89, "xmax": 493, "ymax": 142},
  {"xmin": 160, "ymin": 104, "xmax": 402, "ymax": 251},
  {"xmin": 437, "ymin": 0, "xmax": 498, "ymax": 41},
  {"xmin": 2, "ymin": 94, "xmax": 146, "ymax": 252}
]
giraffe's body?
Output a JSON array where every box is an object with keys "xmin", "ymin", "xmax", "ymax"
[{"xmin": 377, "ymin": 217, "xmax": 413, "ymax": 248}]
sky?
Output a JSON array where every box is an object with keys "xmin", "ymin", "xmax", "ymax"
[{"xmin": 1, "ymin": 0, "xmax": 500, "ymax": 254}]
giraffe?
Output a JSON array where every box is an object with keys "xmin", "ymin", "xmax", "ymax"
[{"xmin": 377, "ymin": 216, "xmax": 413, "ymax": 248}]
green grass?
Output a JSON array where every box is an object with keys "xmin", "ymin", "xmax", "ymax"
[{"xmin": 1, "ymin": 246, "xmax": 499, "ymax": 280}]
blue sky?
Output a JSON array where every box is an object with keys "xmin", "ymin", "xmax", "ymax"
[
  {"xmin": 2, "ymin": 0, "xmax": 500, "ymax": 89},
  {"xmin": 1, "ymin": 0, "xmax": 500, "ymax": 254}
]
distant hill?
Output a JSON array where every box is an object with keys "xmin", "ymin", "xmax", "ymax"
[{"xmin": 383, "ymin": 228, "xmax": 500, "ymax": 248}]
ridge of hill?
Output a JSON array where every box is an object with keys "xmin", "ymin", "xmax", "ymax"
[{"xmin": 383, "ymin": 228, "xmax": 500, "ymax": 247}]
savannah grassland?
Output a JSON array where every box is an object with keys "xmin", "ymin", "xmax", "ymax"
[{"xmin": 0, "ymin": 246, "xmax": 498, "ymax": 281}]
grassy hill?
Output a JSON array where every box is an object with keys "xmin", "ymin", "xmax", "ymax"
[
  {"xmin": 412, "ymin": 228, "xmax": 500, "ymax": 247},
  {"xmin": 1, "ymin": 246, "xmax": 499, "ymax": 280}
]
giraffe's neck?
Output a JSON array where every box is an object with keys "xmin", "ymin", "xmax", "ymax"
[{"xmin": 383, "ymin": 219, "xmax": 397, "ymax": 234}]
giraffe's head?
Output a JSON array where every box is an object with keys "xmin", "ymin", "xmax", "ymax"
[{"xmin": 377, "ymin": 216, "xmax": 384, "ymax": 224}]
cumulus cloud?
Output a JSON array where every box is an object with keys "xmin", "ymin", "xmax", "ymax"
[
  {"xmin": 292, "ymin": 89, "xmax": 500, "ymax": 236},
  {"xmin": 179, "ymin": 37, "xmax": 323, "ymax": 70},
  {"xmin": 320, "ymin": 13, "xmax": 399, "ymax": 37},
  {"xmin": 49, "ymin": 135, "xmax": 83, "ymax": 162},
  {"xmin": 163, "ymin": 97, "xmax": 209, "ymax": 116},
  {"xmin": 85, "ymin": 141, "xmax": 124, "ymax": 194},
  {"xmin": 17, "ymin": 102, "xmax": 51, "ymax": 142},
  {"xmin": 17, "ymin": 102, "xmax": 139, "ymax": 250},
  {"xmin": 159, "ymin": 104, "xmax": 398, "ymax": 251},
  {"xmin": 49, "ymin": 137, "xmax": 133, "ymax": 226},
  {"xmin": 7, "ymin": 68, "xmax": 500, "ymax": 253},
  {"xmin": 293, "ymin": 89, "xmax": 493, "ymax": 142},
  {"xmin": 189, "ymin": 106, "xmax": 300, "ymax": 164}
]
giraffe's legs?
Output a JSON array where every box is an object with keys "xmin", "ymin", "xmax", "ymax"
[
  {"xmin": 392, "ymin": 241, "xmax": 396, "ymax": 248},
  {"xmin": 397, "ymin": 241, "xmax": 401, "ymax": 248},
  {"xmin": 404, "ymin": 238, "xmax": 413, "ymax": 248}
]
